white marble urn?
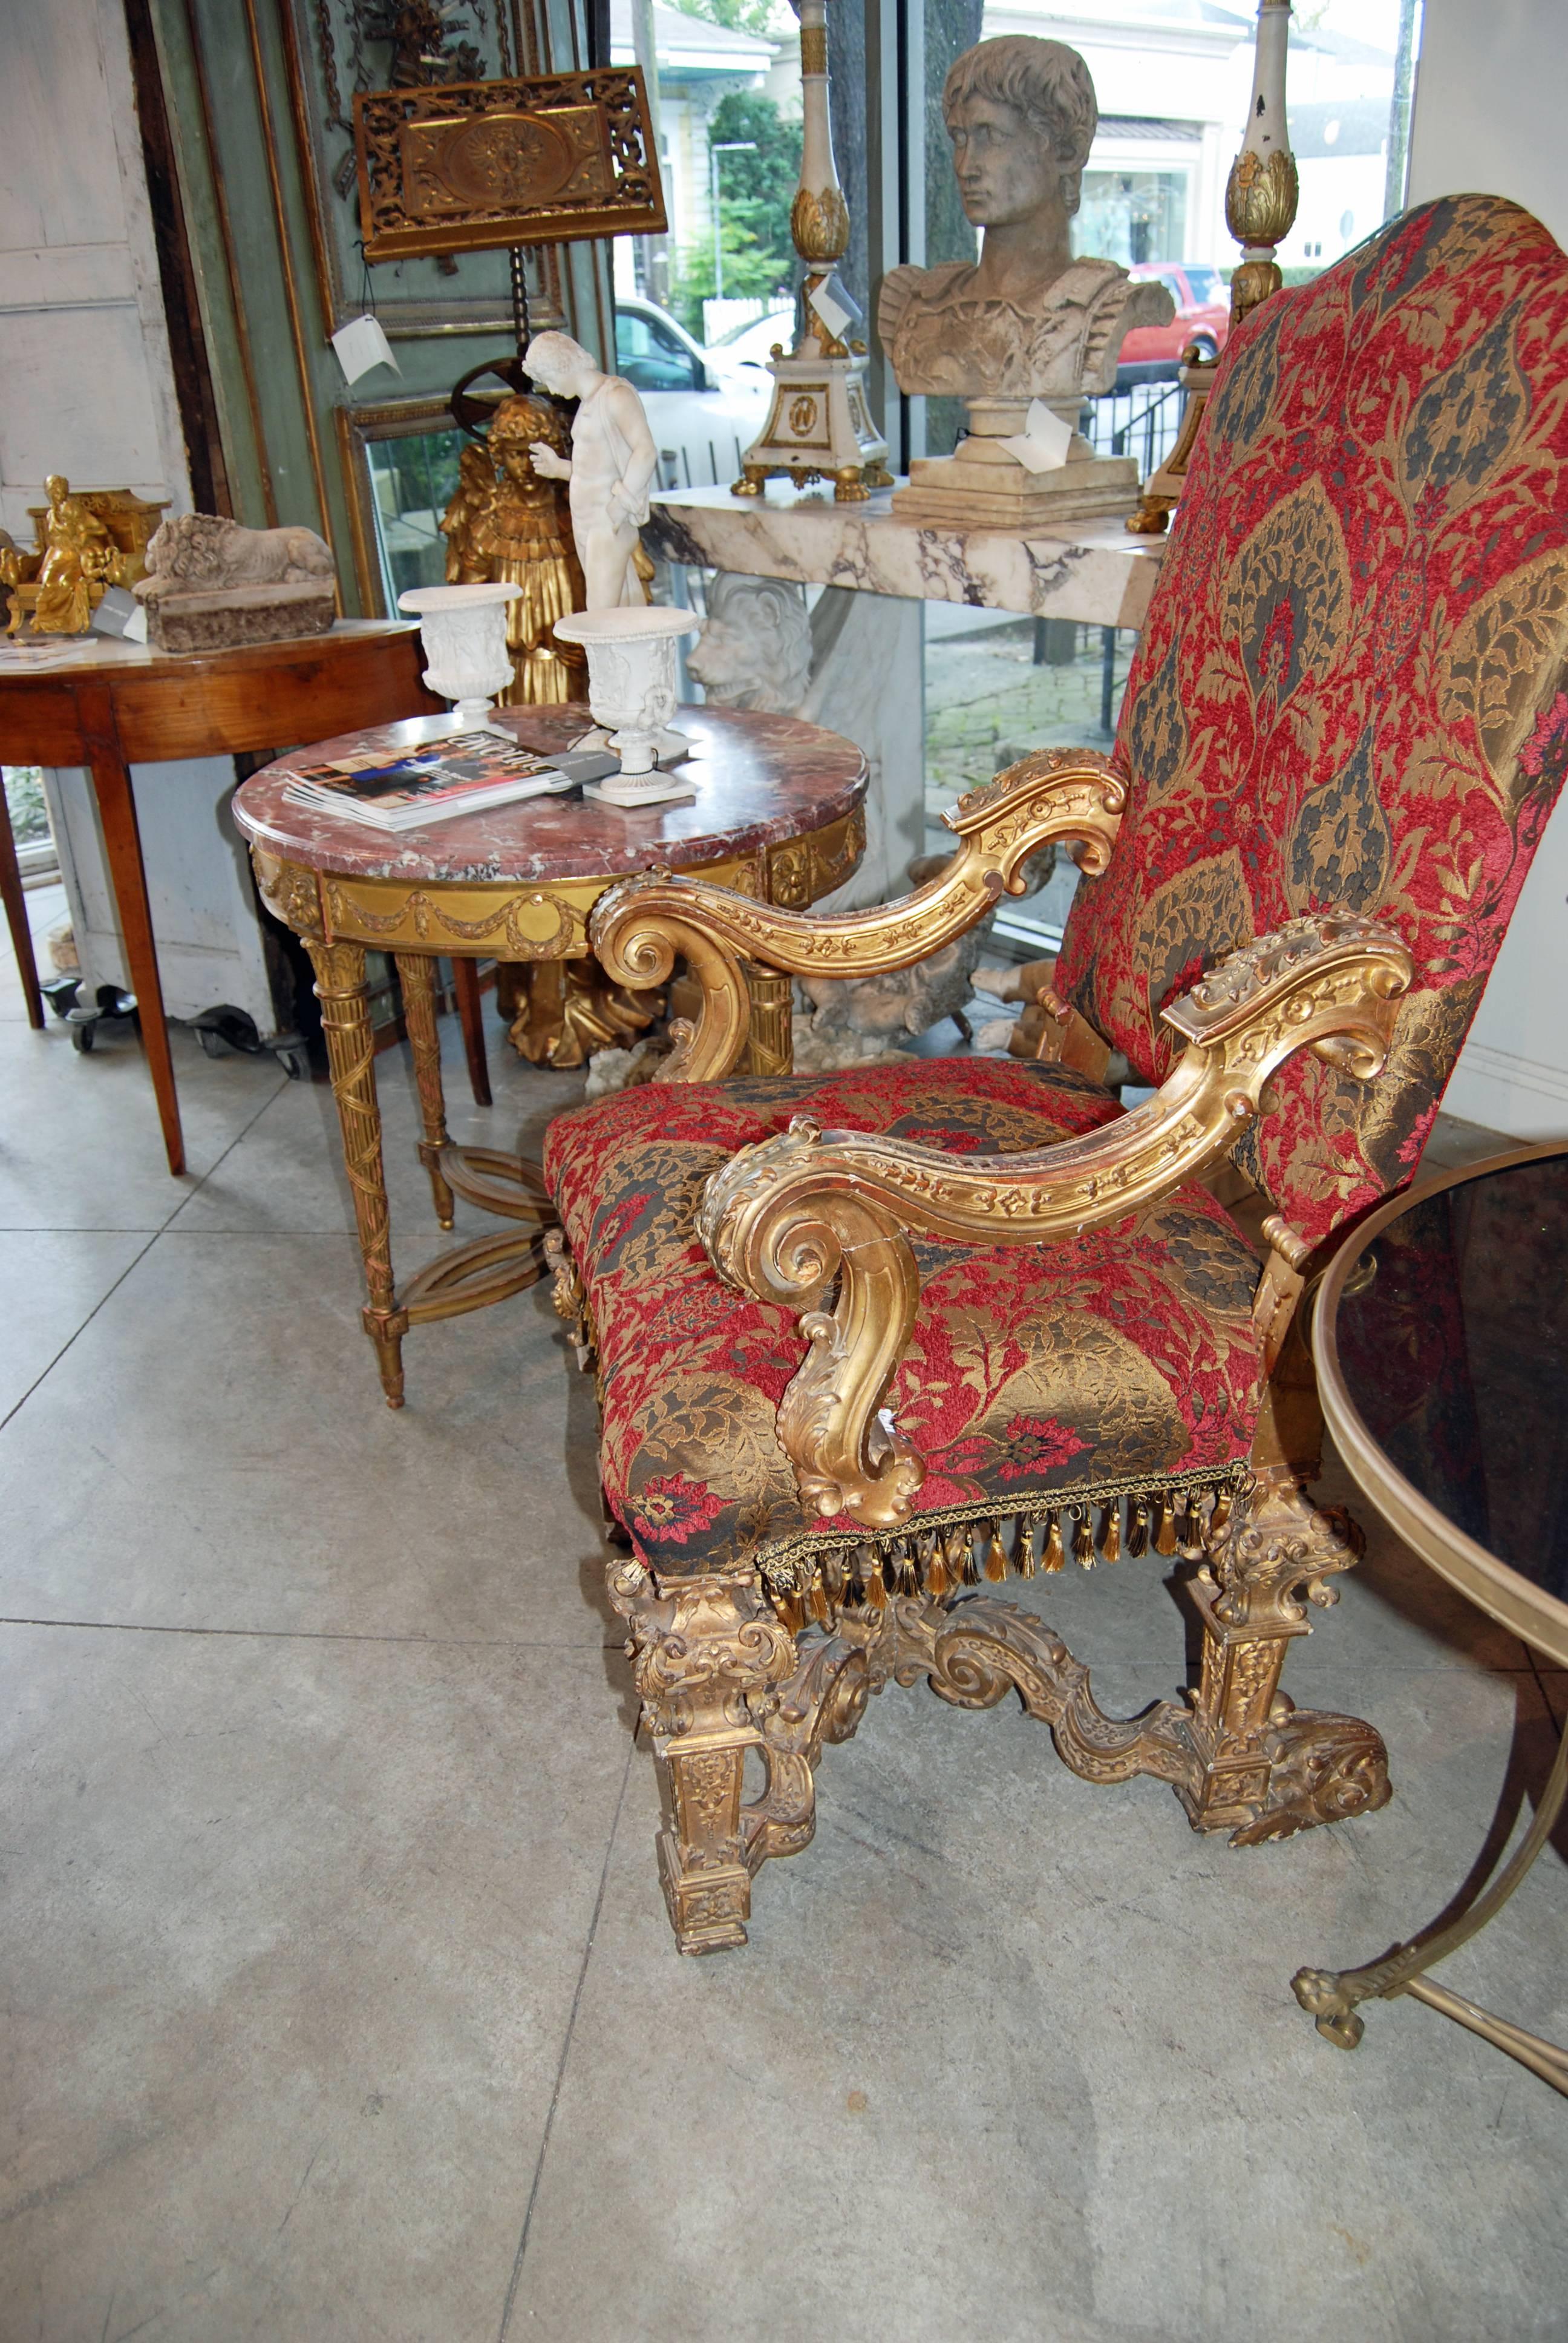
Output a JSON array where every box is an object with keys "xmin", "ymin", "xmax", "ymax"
[
  {"xmin": 552, "ymin": 606, "xmax": 701, "ymax": 804},
  {"xmin": 397, "ymin": 582, "xmax": 522, "ymax": 731}
]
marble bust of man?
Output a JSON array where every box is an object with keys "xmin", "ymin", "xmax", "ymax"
[{"xmin": 878, "ymin": 36, "xmax": 1171, "ymax": 404}]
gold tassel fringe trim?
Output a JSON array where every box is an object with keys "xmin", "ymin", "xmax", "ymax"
[{"xmin": 760, "ymin": 1470, "xmax": 1241, "ymax": 1613}]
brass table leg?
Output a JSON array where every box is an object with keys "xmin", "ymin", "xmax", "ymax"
[
  {"xmin": 1293, "ymin": 1708, "xmax": 1568, "ymax": 2096},
  {"xmin": 394, "ymin": 952, "xmax": 456, "ymax": 1230},
  {"xmin": 305, "ymin": 937, "xmax": 408, "ymax": 1407}
]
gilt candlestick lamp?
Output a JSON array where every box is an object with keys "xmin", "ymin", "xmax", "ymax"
[
  {"xmin": 1227, "ymin": 0, "xmax": 1300, "ymax": 327},
  {"xmin": 1125, "ymin": 0, "xmax": 1298, "ymax": 535},
  {"xmin": 731, "ymin": 0, "xmax": 890, "ymax": 502},
  {"xmin": 397, "ymin": 582, "xmax": 522, "ymax": 731},
  {"xmin": 552, "ymin": 606, "xmax": 701, "ymax": 806}
]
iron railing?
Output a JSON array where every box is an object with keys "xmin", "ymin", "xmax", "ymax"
[{"xmin": 1079, "ymin": 375, "xmax": 1186, "ymax": 477}]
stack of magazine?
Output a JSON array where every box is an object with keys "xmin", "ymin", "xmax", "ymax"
[{"xmin": 281, "ymin": 732, "xmax": 587, "ymax": 831}]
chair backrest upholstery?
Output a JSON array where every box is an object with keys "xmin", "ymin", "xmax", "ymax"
[{"xmin": 1054, "ymin": 196, "xmax": 1568, "ymax": 1248}]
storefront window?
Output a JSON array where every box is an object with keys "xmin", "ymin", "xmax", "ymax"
[
  {"xmin": 1077, "ymin": 170, "xmax": 1187, "ymax": 269},
  {"xmin": 612, "ymin": 5, "xmax": 800, "ymax": 348}
]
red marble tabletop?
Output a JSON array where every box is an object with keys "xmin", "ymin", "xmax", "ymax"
[{"xmin": 232, "ymin": 701, "xmax": 867, "ymax": 884}]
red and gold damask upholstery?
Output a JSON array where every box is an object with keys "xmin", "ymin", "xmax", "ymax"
[
  {"xmin": 543, "ymin": 1058, "xmax": 1261, "ymax": 1576},
  {"xmin": 1056, "ymin": 196, "xmax": 1568, "ymax": 1248}
]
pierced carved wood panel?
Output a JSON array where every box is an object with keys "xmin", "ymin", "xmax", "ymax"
[{"xmin": 355, "ymin": 67, "xmax": 666, "ymax": 260}]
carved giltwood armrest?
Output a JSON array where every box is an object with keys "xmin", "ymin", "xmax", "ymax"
[
  {"xmin": 694, "ymin": 912, "xmax": 1414, "ymax": 1530},
  {"xmin": 590, "ymin": 747, "xmax": 1128, "ymax": 1081}
]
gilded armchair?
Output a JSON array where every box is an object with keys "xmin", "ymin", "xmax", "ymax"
[{"xmin": 541, "ymin": 196, "xmax": 1568, "ymax": 1954}]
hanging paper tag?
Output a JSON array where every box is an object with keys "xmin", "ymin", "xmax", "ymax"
[
  {"xmin": 808, "ymin": 278, "xmax": 854, "ymax": 344},
  {"xmin": 331, "ymin": 314, "xmax": 400, "ymax": 386},
  {"xmin": 999, "ymin": 399, "xmax": 1073, "ymax": 474},
  {"xmin": 88, "ymin": 586, "xmax": 142, "ymax": 639}
]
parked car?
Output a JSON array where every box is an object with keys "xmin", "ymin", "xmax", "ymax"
[
  {"xmin": 1118, "ymin": 262, "xmax": 1231, "ymax": 376},
  {"xmin": 613, "ymin": 295, "xmax": 776, "ymax": 491},
  {"xmin": 705, "ymin": 306, "xmax": 796, "ymax": 379}
]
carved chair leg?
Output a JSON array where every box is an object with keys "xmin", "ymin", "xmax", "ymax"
[
  {"xmin": 606, "ymin": 1559, "xmax": 872, "ymax": 1953},
  {"xmin": 1178, "ymin": 1469, "xmax": 1392, "ymax": 1843}
]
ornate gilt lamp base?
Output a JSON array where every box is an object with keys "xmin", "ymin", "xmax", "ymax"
[{"xmin": 733, "ymin": 347, "xmax": 891, "ymax": 505}]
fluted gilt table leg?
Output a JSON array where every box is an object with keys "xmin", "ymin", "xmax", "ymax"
[
  {"xmin": 395, "ymin": 952, "xmax": 456, "ymax": 1230},
  {"xmin": 306, "ymin": 937, "xmax": 408, "ymax": 1406}
]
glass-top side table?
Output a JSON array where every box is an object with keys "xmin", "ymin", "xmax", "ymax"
[{"xmin": 1304, "ymin": 1142, "xmax": 1568, "ymax": 2094}]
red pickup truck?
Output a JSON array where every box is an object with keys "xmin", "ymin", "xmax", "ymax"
[{"xmin": 1119, "ymin": 262, "xmax": 1231, "ymax": 367}]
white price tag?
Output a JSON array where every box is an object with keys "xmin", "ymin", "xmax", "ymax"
[
  {"xmin": 331, "ymin": 314, "xmax": 400, "ymax": 385},
  {"xmin": 808, "ymin": 279, "xmax": 854, "ymax": 344},
  {"xmin": 999, "ymin": 399, "xmax": 1073, "ymax": 474}
]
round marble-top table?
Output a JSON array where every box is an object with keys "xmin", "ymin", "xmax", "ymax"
[
  {"xmin": 1299, "ymin": 1143, "xmax": 1568, "ymax": 2095},
  {"xmin": 234, "ymin": 701, "xmax": 867, "ymax": 1405}
]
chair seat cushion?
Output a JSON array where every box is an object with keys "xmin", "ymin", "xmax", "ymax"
[{"xmin": 543, "ymin": 1058, "xmax": 1264, "ymax": 1576}]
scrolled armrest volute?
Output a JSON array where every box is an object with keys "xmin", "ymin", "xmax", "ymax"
[
  {"xmin": 589, "ymin": 747, "xmax": 1128, "ymax": 1083},
  {"xmin": 699, "ymin": 1123, "xmax": 927, "ymax": 1529},
  {"xmin": 698, "ymin": 909, "xmax": 1414, "ymax": 1528}
]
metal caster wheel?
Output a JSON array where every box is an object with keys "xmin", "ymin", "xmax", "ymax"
[
  {"xmin": 189, "ymin": 1004, "xmax": 263, "ymax": 1060},
  {"xmin": 65, "ymin": 984, "xmax": 138, "ymax": 1056},
  {"xmin": 41, "ymin": 975, "xmax": 82, "ymax": 1020}
]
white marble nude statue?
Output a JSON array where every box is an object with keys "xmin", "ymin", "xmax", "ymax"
[{"xmin": 523, "ymin": 332, "xmax": 659, "ymax": 609}]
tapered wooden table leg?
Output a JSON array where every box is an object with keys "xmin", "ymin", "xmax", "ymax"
[
  {"xmin": 0, "ymin": 775, "xmax": 44, "ymax": 1029},
  {"xmin": 452, "ymin": 957, "xmax": 491, "ymax": 1106},
  {"xmin": 77, "ymin": 684, "xmax": 184, "ymax": 1175},
  {"xmin": 306, "ymin": 936, "xmax": 408, "ymax": 1406},
  {"xmin": 395, "ymin": 951, "xmax": 456, "ymax": 1229}
]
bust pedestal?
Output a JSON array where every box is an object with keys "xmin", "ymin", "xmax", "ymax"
[{"xmin": 892, "ymin": 401, "xmax": 1140, "ymax": 530}]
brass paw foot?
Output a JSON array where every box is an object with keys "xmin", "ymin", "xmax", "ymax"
[{"xmin": 1291, "ymin": 1966, "xmax": 1368, "ymax": 2049}]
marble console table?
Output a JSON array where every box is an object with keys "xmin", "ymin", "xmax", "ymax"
[
  {"xmin": 644, "ymin": 481, "xmax": 1165, "ymax": 629},
  {"xmin": 643, "ymin": 483, "xmax": 1165, "ymax": 914}
]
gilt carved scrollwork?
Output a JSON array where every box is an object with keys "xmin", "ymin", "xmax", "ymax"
[
  {"xmin": 590, "ymin": 750, "xmax": 1129, "ymax": 1084},
  {"xmin": 697, "ymin": 912, "xmax": 1412, "ymax": 1528}
]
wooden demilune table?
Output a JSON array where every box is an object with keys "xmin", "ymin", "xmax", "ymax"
[
  {"xmin": 234, "ymin": 701, "xmax": 868, "ymax": 1406},
  {"xmin": 0, "ymin": 623, "xmax": 439, "ymax": 1174},
  {"xmin": 1304, "ymin": 1143, "xmax": 1568, "ymax": 2096}
]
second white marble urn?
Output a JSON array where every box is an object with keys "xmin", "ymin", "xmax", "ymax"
[
  {"xmin": 553, "ymin": 606, "xmax": 701, "ymax": 804},
  {"xmin": 398, "ymin": 582, "xmax": 522, "ymax": 731}
]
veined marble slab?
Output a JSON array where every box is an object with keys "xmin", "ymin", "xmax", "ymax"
[{"xmin": 645, "ymin": 480, "xmax": 1165, "ymax": 629}]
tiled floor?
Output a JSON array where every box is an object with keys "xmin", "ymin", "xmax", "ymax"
[{"xmin": 1, "ymin": 888, "xmax": 1564, "ymax": 2343}]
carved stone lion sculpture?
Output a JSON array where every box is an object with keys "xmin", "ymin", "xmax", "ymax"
[
  {"xmin": 134, "ymin": 514, "xmax": 337, "ymax": 650},
  {"xmin": 788, "ymin": 850, "xmax": 996, "ymax": 1072},
  {"xmin": 139, "ymin": 514, "xmax": 335, "ymax": 591},
  {"xmin": 687, "ymin": 574, "xmax": 812, "ymax": 714}
]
